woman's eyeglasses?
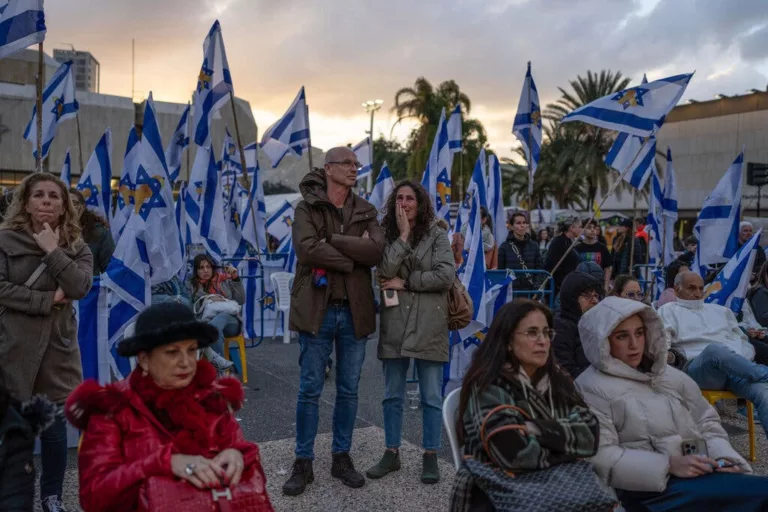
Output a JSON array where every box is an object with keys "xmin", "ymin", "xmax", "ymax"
[
  {"xmin": 580, "ymin": 291, "xmax": 603, "ymax": 302},
  {"xmin": 625, "ymin": 292, "xmax": 644, "ymax": 300},
  {"xmin": 515, "ymin": 328, "xmax": 556, "ymax": 342}
]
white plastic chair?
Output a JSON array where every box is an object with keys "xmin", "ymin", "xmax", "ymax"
[
  {"xmin": 270, "ymin": 272, "xmax": 295, "ymax": 344},
  {"xmin": 442, "ymin": 387, "xmax": 463, "ymax": 470}
]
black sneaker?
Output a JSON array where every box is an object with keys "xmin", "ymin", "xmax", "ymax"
[
  {"xmin": 331, "ymin": 452, "xmax": 365, "ymax": 488},
  {"xmin": 42, "ymin": 495, "xmax": 68, "ymax": 512},
  {"xmin": 282, "ymin": 458, "xmax": 314, "ymax": 496}
]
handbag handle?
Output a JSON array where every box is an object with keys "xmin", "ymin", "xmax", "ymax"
[
  {"xmin": 193, "ymin": 294, "xmax": 219, "ymax": 315},
  {"xmin": 0, "ymin": 262, "xmax": 47, "ymax": 316}
]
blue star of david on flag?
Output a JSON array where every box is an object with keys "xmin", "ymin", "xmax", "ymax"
[
  {"xmin": 611, "ymin": 86, "xmax": 649, "ymax": 110},
  {"xmin": 464, "ymin": 328, "xmax": 486, "ymax": 349},
  {"xmin": 77, "ymin": 176, "xmax": 100, "ymax": 207},
  {"xmin": 262, "ymin": 291, "xmax": 276, "ymax": 311},
  {"xmin": 193, "ymin": 180, "xmax": 204, "ymax": 200},
  {"xmin": 436, "ymin": 168, "xmax": 451, "ymax": 212},
  {"xmin": 51, "ymin": 96, "xmax": 65, "ymax": 121},
  {"xmin": 282, "ymin": 215, "xmax": 293, "ymax": 227},
  {"xmin": 134, "ymin": 165, "xmax": 166, "ymax": 221},
  {"xmin": 117, "ymin": 174, "xmax": 134, "ymax": 210},
  {"xmin": 197, "ymin": 60, "xmax": 213, "ymax": 93}
]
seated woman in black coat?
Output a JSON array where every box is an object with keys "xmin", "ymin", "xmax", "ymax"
[
  {"xmin": 0, "ymin": 368, "xmax": 57, "ymax": 511},
  {"xmin": 550, "ymin": 271, "xmax": 605, "ymax": 380}
]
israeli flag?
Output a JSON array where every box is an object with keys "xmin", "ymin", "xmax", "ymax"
[
  {"xmin": 260, "ymin": 86, "xmax": 310, "ymax": 168},
  {"xmin": 512, "ymin": 62, "xmax": 543, "ymax": 175},
  {"xmin": 352, "ymin": 136, "xmax": 373, "ymax": 182},
  {"xmin": 239, "ymin": 142, "xmax": 268, "ymax": 252},
  {"xmin": 23, "ymin": 60, "xmax": 78, "ymax": 160},
  {"xmin": 186, "ymin": 145, "xmax": 228, "ymax": 260},
  {"xmin": 0, "ymin": 0, "xmax": 45, "ymax": 60},
  {"xmin": 422, "ymin": 108, "xmax": 453, "ymax": 225},
  {"xmin": 563, "ymin": 73, "xmax": 693, "ymax": 138},
  {"xmin": 646, "ymin": 163, "xmax": 664, "ymax": 299},
  {"xmin": 126, "ymin": 93, "xmax": 184, "ymax": 285},
  {"xmin": 74, "ymin": 277, "xmax": 113, "ymax": 384},
  {"xmin": 60, "ymin": 148, "xmax": 71, "ymax": 187},
  {"xmin": 705, "ymin": 231, "xmax": 762, "ymax": 314},
  {"xmin": 175, "ymin": 181, "xmax": 189, "ymax": 268},
  {"xmin": 369, "ymin": 162, "xmax": 394, "ymax": 221},
  {"xmin": 111, "ymin": 127, "xmax": 140, "ymax": 243},
  {"xmin": 487, "ymin": 154, "xmax": 506, "ymax": 249},
  {"xmin": 605, "ymin": 134, "xmax": 656, "ymax": 190},
  {"xmin": 662, "ymin": 147, "xmax": 678, "ymax": 266},
  {"xmin": 447, "ymin": 104, "xmax": 462, "ymax": 153},
  {"xmin": 468, "ymin": 148, "xmax": 488, "ymax": 211},
  {"xmin": 225, "ymin": 181, "xmax": 248, "ymax": 259},
  {"xmin": 192, "ymin": 20, "xmax": 233, "ymax": 147},
  {"xmin": 694, "ymin": 150, "xmax": 743, "ymax": 268},
  {"xmin": 165, "ymin": 102, "xmax": 190, "ymax": 184},
  {"xmin": 458, "ymin": 191, "xmax": 488, "ymax": 341},
  {"xmin": 76, "ymin": 128, "xmax": 112, "ymax": 221},
  {"xmin": 266, "ymin": 200, "xmax": 294, "ymax": 249}
]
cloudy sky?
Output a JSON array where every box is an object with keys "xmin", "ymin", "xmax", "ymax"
[{"xmin": 46, "ymin": 0, "xmax": 768, "ymax": 159}]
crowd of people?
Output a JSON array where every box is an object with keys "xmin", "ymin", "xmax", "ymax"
[{"xmin": 1, "ymin": 152, "xmax": 768, "ymax": 511}]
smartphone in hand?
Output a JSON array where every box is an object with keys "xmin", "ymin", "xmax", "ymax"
[{"xmin": 383, "ymin": 289, "xmax": 399, "ymax": 307}]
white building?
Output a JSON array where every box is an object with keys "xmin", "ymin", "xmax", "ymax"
[{"xmin": 52, "ymin": 49, "xmax": 100, "ymax": 93}]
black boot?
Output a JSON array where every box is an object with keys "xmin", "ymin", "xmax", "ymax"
[
  {"xmin": 331, "ymin": 452, "xmax": 365, "ymax": 488},
  {"xmin": 282, "ymin": 458, "xmax": 314, "ymax": 496}
]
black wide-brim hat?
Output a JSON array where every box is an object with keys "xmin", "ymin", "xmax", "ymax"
[{"xmin": 117, "ymin": 302, "xmax": 219, "ymax": 357}]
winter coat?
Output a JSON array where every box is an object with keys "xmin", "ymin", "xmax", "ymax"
[
  {"xmin": 0, "ymin": 397, "xmax": 56, "ymax": 512},
  {"xmin": 450, "ymin": 370, "xmax": 599, "ymax": 512},
  {"xmin": 612, "ymin": 235, "xmax": 646, "ymax": 276},
  {"xmin": 66, "ymin": 361, "xmax": 271, "ymax": 512},
  {"xmin": 86, "ymin": 222, "xmax": 115, "ymax": 276},
  {"xmin": 544, "ymin": 234, "xmax": 583, "ymax": 293},
  {"xmin": 187, "ymin": 275, "xmax": 246, "ymax": 310},
  {"xmin": 378, "ymin": 223, "xmax": 454, "ymax": 362},
  {"xmin": 749, "ymin": 285, "xmax": 768, "ymax": 328},
  {"xmin": 497, "ymin": 232, "xmax": 543, "ymax": 290},
  {"xmin": 289, "ymin": 168, "xmax": 385, "ymax": 339},
  {"xmin": 0, "ymin": 228, "xmax": 93, "ymax": 402},
  {"xmin": 551, "ymin": 271, "xmax": 603, "ymax": 380},
  {"xmin": 576, "ymin": 297, "xmax": 750, "ymax": 493}
]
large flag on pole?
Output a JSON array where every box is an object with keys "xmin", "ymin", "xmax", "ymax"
[
  {"xmin": 60, "ymin": 148, "xmax": 71, "ymax": 187},
  {"xmin": 704, "ymin": 231, "xmax": 762, "ymax": 314},
  {"xmin": 266, "ymin": 200, "xmax": 295, "ymax": 249},
  {"xmin": 487, "ymin": 155, "xmax": 506, "ymax": 247},
  {"xmin": 421, "ymin": 108, "xmax": 453, "ymax": 224},
  {"xmin": 662, "ymin": 147, "xmax": 678, "ymax": 266},
  {"xmin": 192, "ymin": 20, "xmax": 233, "ymax": 147},
  {"xmin": 76, "ymin": 128, "xmax": 112, "ymax": 221},
  {"xmin": 23, "ymin": 60, "xmax": 78, "ymax": 160},
  {"xmin": 512, "ymin": 61, "xmax": 543, "ymax": 176},
  {"xmin": 0, "ymin": 0, "xmax": 45, "ymax": 60},
  {"xmin": 369, "ymin": 162, "xmax": 394, "ymax": 221},
  {"xmin": 260, "ymin": 86, "xmax": 310, "ymax": 168},
  {"xmin": 352, "ymin": 136, "xmax": 373, "ymax": 183},
  {"xmin": 111, "ymin": 127, "xmax": 140, "ymax": 242},
  {"xmin": 646, "ymin": 162, "xmax": 663, "ymax": 297},
  {"xmin": 562, "ymin": 73, "xmax": 693, "ymax": 137},
  {"xmin": 694, "ymin": 150, "xmax": 743, "ymax": 269},
  {"xmin": 457, "ymin": 191, "xmax": 488, "ymax": 341},
  {"xmin": 239, "ymin": 142, "xmax": 267, "ymax": 252},
  {"xmin": 165, "ymin": 102, "xmax": 190, "ymax": 184},
  {"xmin": 447, "ymin": 104, "xmax": 463, "ymax": 154},
  {"xmin": 186, "ymin": 145, "xmax": 228, "ymax": 260}
]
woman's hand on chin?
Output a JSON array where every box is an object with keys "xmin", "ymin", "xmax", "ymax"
[{"xmin": 32, "ymin": 222, "xmax": 60, "ymax": 254}]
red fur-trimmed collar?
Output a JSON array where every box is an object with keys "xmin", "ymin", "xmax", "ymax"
[{"xmin": 65, "ymin": 360, "xmax": 244, "ymax": 434}]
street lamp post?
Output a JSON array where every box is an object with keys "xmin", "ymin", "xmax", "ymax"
[{"xmin": 362, "ymin": 99, "xmax": 383, "ymax": 193}]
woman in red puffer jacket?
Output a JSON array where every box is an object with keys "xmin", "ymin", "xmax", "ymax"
[{"xmin": 65, "ymin": 302, "xmax": 273, "ymax": 512}]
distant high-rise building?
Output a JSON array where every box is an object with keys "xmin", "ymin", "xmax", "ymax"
[{"xmin": 52, "ymin": 49, "xmax": 100, "ymax": 93}]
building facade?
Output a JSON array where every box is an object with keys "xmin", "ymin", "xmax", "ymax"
[{"xmin": 52, "ymin": 49, "xmax": 100, "ymax": 93}]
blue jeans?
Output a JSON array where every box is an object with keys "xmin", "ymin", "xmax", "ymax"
[
  {"xmin": 209, "ymin": 313, "xmax": 242, "ymax": 374},
  {"xmin": 382, "ymin": 358, "xmax": 443, "ymax": 451},
  {"xmin": 618, "ymin": 473, "xmax": 768, "ymax": 512},
  {"xmin": 685, "ymin": 344, "xmax": 768, "ymax": 435},
  {"xmin": 40, "ymin": 412, "xmax": 67, "ymax": 499},
  {"xmin": 295, "ymin": 304, "xmax": 367, "ymax": 460}
]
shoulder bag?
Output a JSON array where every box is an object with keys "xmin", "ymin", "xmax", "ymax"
[
  {"xmin": 0, "ymin": 262, "xmax": 48, "ymax": 316},
  {"xmin": 194, "ymin": 294, "xmax": 241, "ymax": 322},
  {"xmin": 447, "ymin": 277, "xmax": 473, "ymax": 331}
]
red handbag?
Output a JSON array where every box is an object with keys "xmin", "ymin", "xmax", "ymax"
[{"xmin": 139, "ymin": 469, "xmax": 273, "ymax": 512}]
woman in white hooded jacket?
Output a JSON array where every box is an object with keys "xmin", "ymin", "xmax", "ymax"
[{"xmin": 576, "ymin": 297, "xmax": 768, "ymax": 512}]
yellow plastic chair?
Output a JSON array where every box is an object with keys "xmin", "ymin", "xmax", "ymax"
[
  {"xmin": 223, "ymin": 334, "xmax": 248, "ymax": 384},
  {"xmin": 701, "ymin": 390, "xmax": 756, "ymax": 462}
]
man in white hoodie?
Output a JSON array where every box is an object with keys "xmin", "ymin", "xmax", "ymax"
[{"xmin": 658, "ymin": 271, "xmax": 768, "ymax": 433}]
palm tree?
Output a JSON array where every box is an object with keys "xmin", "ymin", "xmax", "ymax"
[{"xmin": 544, "ymin": 70, "xmax": 634, "ymax": 207}]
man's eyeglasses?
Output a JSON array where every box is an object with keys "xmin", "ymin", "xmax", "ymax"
[{"xmin": 328, "ymin": 160, "xmax": 363, "ymax": 171}]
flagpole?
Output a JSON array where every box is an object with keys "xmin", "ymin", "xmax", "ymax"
[
  {"xmin": 527, "ymin": 128, "xmax": 534, "ymax": 218},
  {"xmin": 629, "ymin": 190, "xmax": 637, "ymax": 273},
  {"xmin": 35, "ymin": 42, "xmax": 44, "ymax": 172},
  {"xmin": 228, "ymin": 91, "xmax": 263, "ymax": 255},
  {"xmin": 541, "ymin": 136, "xmax": 654, "ymax": 292},
  {"xmin": 305, "ymin": 102, "xmax": 314, "ymax": 172}
]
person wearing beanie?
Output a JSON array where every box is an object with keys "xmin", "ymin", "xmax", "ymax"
[
  {"xmin": 65, "ymin": 303, "xmax": 273, "ymax": 512},
  {"xmin": 551, "ymin": 271, "xmax": 605, "ymax": 379}
]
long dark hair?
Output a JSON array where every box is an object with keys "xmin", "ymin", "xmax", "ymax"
[
  {"xmin": 381, "ymin": 180, "xmax": 435, "ymax": 246},
  {"xmin": 191, "ymin": 253, "xmax": 218, "ymax": 292},
  {"xmin": 457, "ymin": 299, "xmax": 586, "ymax": 443},
  {"xmin": 70, "ymin": 188, "xmax": 109, "ymax": 244},
  {"xmin": 612, "ymin": 274, "xmax": 639, "ymax": 297}
]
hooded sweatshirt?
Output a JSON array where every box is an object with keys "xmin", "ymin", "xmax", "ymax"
[
  {"xmin": 657, "ymin": 299, "xmax": 754, "ymax": 361},
  {"xmin": 551, "ymin": 271, "xmax": 603, "ymax": 379},
  {"xmin": 576, "ymin": 297, "xmax": 750, "ymax": 493}
]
